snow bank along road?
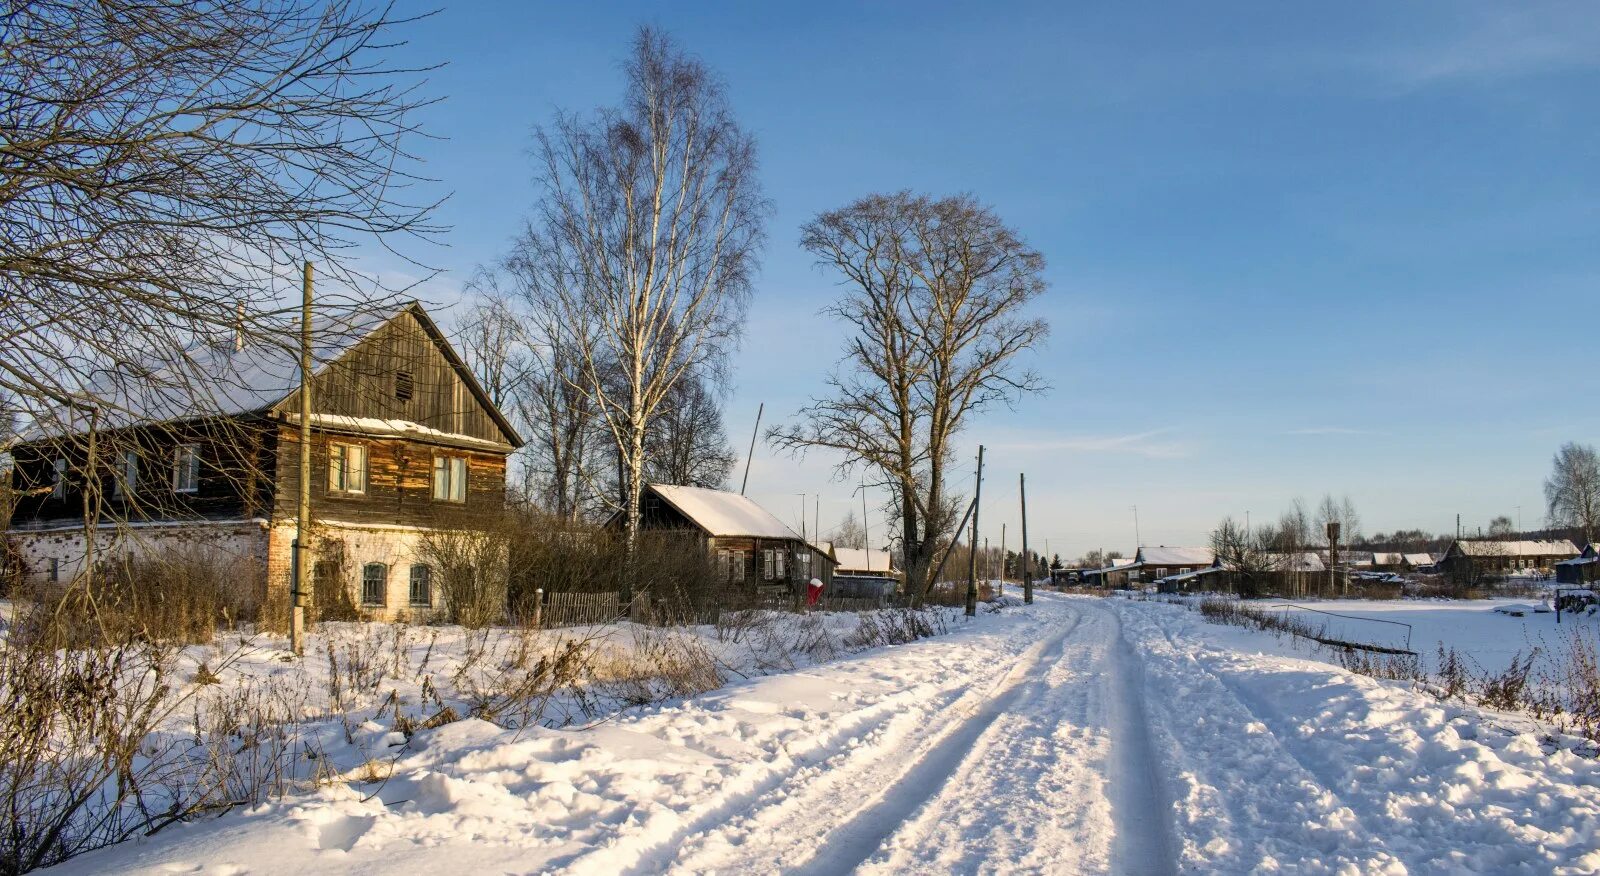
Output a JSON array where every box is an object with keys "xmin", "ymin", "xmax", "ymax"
[{"xmin": 55, "ymin": 594, "xmax": 1600, "ymax": 875}]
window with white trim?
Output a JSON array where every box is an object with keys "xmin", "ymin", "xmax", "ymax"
[
  {"xmin": 408, "ymin": 564, "xmax": 432, "ymax": 607},
  {"xmin": 729, "ymin": 550, "xmax": 746, "ymax": 582},
  {"xmin": 775, "ymin": 549, "xmax": 786, "ymax": 579},
  {"xmin": 51, "ymin": 458, "xmax": 66, "ymax": 499},
  {"xmin": 328, "ymin": 443, "xmax": 367, "ymax": 495},
  {"xmin": 114, "ymin": 450, "xmax": 137, "ymax": 498},
  {"xmin": 432, "ymin": 456, "xmax": 467, "ymax": 503},
  {"xmin": 361, "ymin": 563, "xmax": 388, "ymax": 607},
  {"xmin": 173, "ymin": 444, "xmax": 200, "ymax": 493}
]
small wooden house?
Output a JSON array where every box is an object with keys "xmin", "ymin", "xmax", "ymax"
[
  {"xmin": 830, "ymin": 547, "xmax": 901, "ymax": 598},
  {"xmin": 6, "ymin": 302, "xmax": 522, "ymax": 620},
  {"xmin": 1438, "ymin": 539, "xmax": 1579, "ymax": 580},
  {"xmin": 1556, "ymin": 544, "xmax": 1600, "ymax": 585},
  {"xmin": 609, "ymin": 484, "xmax": 834, "ymax": 596}
]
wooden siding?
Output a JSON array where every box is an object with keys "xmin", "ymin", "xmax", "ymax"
[
  {"xmin": 271, "ymin": 426, "xmax": 507, "ymax": 528},
  {"xmin": 7, "ymin": 419, "xmax": 276, "ymax": 526},
  {"xmin": 277, "ymin": 309, "xmax": 511, "ymax": 445}
]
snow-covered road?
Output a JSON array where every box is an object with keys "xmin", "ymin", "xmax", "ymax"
[{"xmin": 55, "ymin": 594, "xmax": 1600, "ymax": 875}]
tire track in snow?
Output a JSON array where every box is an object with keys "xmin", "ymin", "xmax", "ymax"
[
  {"xmin": 786, "ymin": 613, "xmax": 1079, "ymax": 876},
  {"xmin": 857, "ymin": 597, "xmax": 1121, "ymax": 875},
  {"xmin": 1100, "ymin": 604, "xmax": 1181, "ymax": 876},
  {"xmin": 1112, "ymin": 600, "xmax": 1408, "ymax": 874},
  {"xmin": 584, "ymin": 607, "xmax": 1071, "ymax": 876}
]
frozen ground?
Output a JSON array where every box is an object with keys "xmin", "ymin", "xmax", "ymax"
[
  {"xmin": 1265, "ymin": 596, "xmax": 1598, "ymax": 673},
  {"xmin": 49, "ymin": 594, "xmax": 1600, "ymax": 875}
]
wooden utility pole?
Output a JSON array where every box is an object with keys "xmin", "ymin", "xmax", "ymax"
[
  {"xmin": 966, "ymin": 445, "xmax": 984, "ymax": 616},
  {"xmin": 999, "ymin": 522, "xmax": 1006, "ymax": 597},
  {"xmin": 739, "ymin": 402, "xmax": 763, "ymax": 496},
  {"xmin": 1020, "ymin": 472, "xmax": 1033, "ymax": 604},
  {"xmin": 291, "ymin": 261, "xmax": 313, "ymax": 656}
]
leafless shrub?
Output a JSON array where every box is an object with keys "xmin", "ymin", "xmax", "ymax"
[
  {"xmin": 844, "ymin": 607, "xmax": 947, "ymax": 649},
  {"xmin": 418, "ymin": 529, "xmax": 510, "ymax": 629}
]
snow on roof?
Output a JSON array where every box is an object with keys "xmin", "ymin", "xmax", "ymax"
[
  {"xmin": 833, "ymin": 548, "xmax": 896, "ymax": 574},
  {"xmin": 23, "ymin": 305, "xmax": 399, "ymax": 440},
  {"xmin": 1268, "ymin": 552, "xmax": 1326, "ymax": 573},
  {"xmin": 1404, "ymin": 553, "xmax": 1436, "ymax": 566},
  {"xmin": 1371, "ymin": 552, "xmax": 1404, "ymax": 566},
  {"xmin": 1454, "ymin": 539, "xmax": 1579, "ymax": 558},
  {"xmin": 649, "ymin": 485, "xmax": 803, "ymax": 540},
  {"xmin": 1137, "ymin": 546, "xmax": 1214, "ymax": 566},
  {"xmin": 292, "ymin": 414, "xmax": 514, "ymax": 451}
]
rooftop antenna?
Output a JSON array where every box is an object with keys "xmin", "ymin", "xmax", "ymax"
[{"xmin": 739, "ymin": 402, "xmax": 763, "ymax": 496}]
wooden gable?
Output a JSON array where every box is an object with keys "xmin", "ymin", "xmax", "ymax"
[{"xmin": 273, "ymin": 305, "xmax": 521, "ymax": 448}]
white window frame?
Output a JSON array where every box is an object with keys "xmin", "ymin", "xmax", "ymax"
[
  {"xmin": 361, "ymin": 563, "xmax": 388, "ymax": 607},
  {"xmin": 762, "ymin": 548, "xmax": 775, "ymax": 581},
  {"xmin": 173, "ymin": 444, "xmax": 200, "ymax": 493},
  {"xmin": 432, "ymin": 456, "xmax": 467, "ymax": 503},
  {"xmin": 775, "ymin": 549, "xmax": 786, "ymax": 579},
  {"xmin": 328, "ymin": 442, "xmax": 367, "ymax": 495},
  {"xmin": 408, "ymin": 564, "xmax": 432, "ymax": 607},
  {"xmin": 51, "ymin": 458, "xmax": 66, "ymax": 499},
  {"xmin": 731, "ymin": 550, "xmax": 746, "ymax": 582}
]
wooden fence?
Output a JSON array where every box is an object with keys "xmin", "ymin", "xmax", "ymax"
[{"xmin": 541, "ymin": 591, "xmax": 622, "ymax": 628}]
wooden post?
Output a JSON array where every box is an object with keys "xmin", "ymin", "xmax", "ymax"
[
  {"xmin": 1020, "ymin": 473, "xmax": 1033, "ymax": 604},
  {"xmin": 966, "ymin": 445, "xmax": 983, "ymax": 617},
  {"xmin": 292, "ymin": 260, "xmax": 313, "ymax": 656},
  {"xmin": 999, "ymin": 522, "xmax": 1006, "ymax": 597},
  {"xmin": 533, "ymin": 588, "xmax": 544, "ymax": 628}
]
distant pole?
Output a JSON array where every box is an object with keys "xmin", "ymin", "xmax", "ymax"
[
  {"xmin": 815, "ymin": 495, "xmax": 820, "ymax": 551},
  {"xmin": 966, "ymin": 445, "xmax": 984, "ymax": 616},
  {"xmin": 1131, "ymin": 505, "xmax": 1141, "ymax": 549},
  {"xmin": 861, "ymin": 474, "xmax": 871, "ymax": 571},
  {"xmin": 292, "ymin": 260, "xmax": 313, "ymax": 656},
  {"xmin": 797, "ymin": 492, "xmax": 807, "ymax": 541},
  {"xmin": 740, "ymin": 402, "xmax": 763, "ymax": 496},
  {"xmin": 999, "ymin": 522, "xmax": 1007, "ymax": 596},
  {"xmin": 1020, "ymin": 473, "xmax": 1033, "ymax": 604}
]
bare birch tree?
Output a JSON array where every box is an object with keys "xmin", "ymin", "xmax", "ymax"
[
  {"xmin": 1546, "ymin": 441, "xmax": 1600, "ymax": 543},
  {"xmin": 513, "ymin": 28, "xmax": 764, "ymax": 579},
  {"xmin": 771, "ymin": 192, "xmax": 1049, "ymax": 594}
]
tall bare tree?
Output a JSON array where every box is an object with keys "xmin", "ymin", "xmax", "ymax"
[
  {"xmin": 1212, "ymin": 516, "xmax": 1282, "ymax": 598},
  {"xmin": 642, "ymin": 377, "xmax": 736, "ymax": 489},
  {"xmin": 1546, "ymin": 441, "xmax": 1600, "ymax": 543},
  {"xmin": 1, "ymin": 0, "xmax": 441, "ymax": 436},
  {"xmin": 771, "ymin": 192, "xmax": 1049, "ymax": 594},
  {"xmin": 514, "ymin": 28, "xmax": 765, "ymax": 570}
]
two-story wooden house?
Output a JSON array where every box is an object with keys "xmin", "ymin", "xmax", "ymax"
[{"xmin": 6, "ymin": 302, "xmax": 522, "ymax": 621}]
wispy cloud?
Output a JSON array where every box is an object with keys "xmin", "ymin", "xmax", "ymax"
[
  {"xmin": 991, "ymin": 428, "xmax": 1193, "ymax": 459},
  {"xmin": 1342, "ymin": 5, "xmax": 1600, "ymax": 89},
  {"xmin": 1283, "ymin": 426, "xmax": 1378, "ymax": 437}
]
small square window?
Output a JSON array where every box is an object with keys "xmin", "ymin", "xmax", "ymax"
[{"xmin": 432, "ymin": 456, "xmax": 467, "ymax": 503}]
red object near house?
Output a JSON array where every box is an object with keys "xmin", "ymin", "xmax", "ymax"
[{"xmin": 806, "ymin": 577, "xmax": 824, "ymax": 606}]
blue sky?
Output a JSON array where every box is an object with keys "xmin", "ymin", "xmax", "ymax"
[{"xmin": 369, "ymin": 1, "xmax": 1600, "ymax": 559}]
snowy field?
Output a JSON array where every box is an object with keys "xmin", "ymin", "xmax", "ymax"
[
  {"xmin": 1261, "ymin": 597, "xmax": 1598, "ymax": 672},
  {"xmin": 43, "ymin": 594, "xmax": 1600, "ymax": 875}
]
